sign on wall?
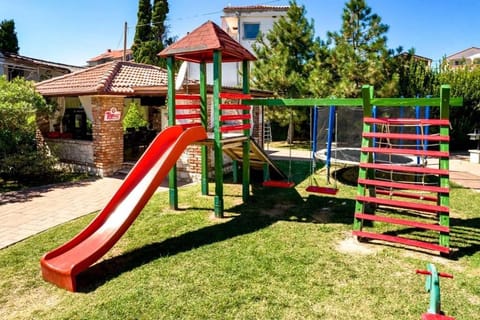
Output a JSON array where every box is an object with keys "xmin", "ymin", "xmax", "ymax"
[{"xmin": 104, "ymin": 107, "xmax": 121, "ymax": 121}]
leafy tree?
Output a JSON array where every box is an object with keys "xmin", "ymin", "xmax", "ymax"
[
  {"xmin": 0, "ymin": 76, "xmax": 59, "ymax": 185},
  {"xmin": 0, "ymin": 19, "xmax": 19, "ymax": 54},
  {"xmin": 123, "ymin": 102, "xmax": 148, "ymax": 130},
  {"xmin": 395, "ymin": 49, "xmax": 436, "ymax": 98},
  {"xmin": 327, "ymin": 0, "xmax": 397, "ymax": 97},
  {"xmin": 252, "ymin": 0, "xmax": 325, "ymax": 142},
  {"xmin": 132, "ymin": 0, "xmax": 170, "ymax": 67}
]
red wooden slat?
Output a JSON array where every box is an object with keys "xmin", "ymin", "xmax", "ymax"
[
  {"xmin": 359, "ymin": 163, "xmax": 449, "ymax": 176},
  {"xmin": 262, "ymin": 180, "xmax": 295, "ymax": 188},
  {"xmin": 363, "ymin": 132, "xmax": 450, "ymax": 142},
  {"xmin": 178, "ymin": 123, "xmax": 202, "ymax": 129},
  {"xmin": 175, "ymin": 94, "xmax": 201, "ymax": 100},
  {"xmin": 356, "ymin": 195, "xmax": 449, "ymax": 213},
  {"xmin": 220, "ymin": 124, "xmax": 251, "ymax": 133},
  {"xmin": 357, "ymin": 178, "xmax": 449, "ymax": 194},
  {"xmin": 361, "ymin": 147, "xmax": 449, "ymax": 158},
  {"xmin": 176, "ymin": 104, "xmax": 201, "ymax": 110},
  {"xmin": 175, "ymin": 113, "xmax": 201, "ymax": 120},
  {"xmin": 364, "ymin": 117, "xmax": 450, "ymax": 126},
  {"xmin": 352, "ymin": 230, "xmax": 450, "ymax": 253},
  {"xmin": 306, "ymin": 186, "xmax": 338, "ymax": 195},
  {"xmin": 375, "ymin": 189, "xmax": 438, "ymax": 202},
  {"xmin": 354, "ymin": 213, "xmax": 450, "ymax": 232},
  {"xmin": 220, "ymin": 114, "xmax": 251, "ymax": 121},
  {"xmin": 219, "ymin": 92, "xmax": 252, "ymax": 100},
  {"xmin": 220, "ymin": 104, "xmax": 251, "ymax": 110}
]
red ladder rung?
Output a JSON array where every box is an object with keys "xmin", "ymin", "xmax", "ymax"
[
  {"xmin": 220, "ymin": 114, "xmax": 251, "ymax": 121},
  {"xmin": 219, "ymin": 92, "xmax": 252, "ymax": 100},
  {"xmin": 175, "ymin": 94, "xmax": 201, "ymax": 100},
  {"xmin": 176, "ymin": 104, "xmax": 201, "ymax": 110},
  {"xmin": 220, "ymin": 124, "xmax": 251, "ymax": 133},
  {"xmin": 356, "ymin": 195, "xmax": 449, "ymax": 213},
  {"xmin": 364, "ymin": 117, "xmax": 450, "ymax": 126},
  {"xmin": 179, "ymin": 123, "xmax": 202, "ymax": 129},
  {"xmin": 361, "ymin": 147, "xmax": 449, "ymax": 158},
  {"xmin": 359, "ymin": 163, "xmax": 449, "ymax": 176},
  {"xmin": 357, "ymin": 178, "xmax": 449, "ymax": 194},
  {"xmin": 352, "ymin": 230, "xmax": 450, "ymax": 253},
  {"xmin": 375, "ymin": 189, "xmax": 438, "ymax": 202},
  {"xmin": 176, "ymin": 113, "xmax": 201, "ymax": 120},
  {"xmin": 220, "ymin": 104, "xmax": 251, "ymax": 110},
  {"xmin": 354, "ymin": 213, "xmax": 450, "ymax": 232},
  {"xmin": 363, "ymin": 132, "xmax": 450, "ymax": 142}
]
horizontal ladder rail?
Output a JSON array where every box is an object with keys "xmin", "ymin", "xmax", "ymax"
[
  {"xmin": 361, "ymin": 147, "xmax": 449, "ymax": 158},
  {"xmin": 364, "ymin": 117, "xmax": 450, "ymax": 126},
  {"xmin": 357, "ymin": 178, "xmax": 449, "ymax": 194},
  {"xmin": 359, "ymin": 163, "xmax": 449, "ymax": 176},
  {"xmin": 363, "ymin": 132, "xmax": 449, "ymax": 142},
  {"xmin": 354, "ymin": 213, "xmax": 449, "ymax": 232},
  {"xmin": 356, "ymin": 195, "xmax": 449, "ymax": 213}
]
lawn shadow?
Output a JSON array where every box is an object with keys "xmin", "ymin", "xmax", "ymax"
[{"xmin": 76, "ymin": 180, "xmax": 355, "ymax": 293}]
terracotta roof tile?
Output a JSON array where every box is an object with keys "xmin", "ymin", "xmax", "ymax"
[
  {"xmin": 35, "ymin": 61, "xmax": 168, "ymax": 96},
  {"xmin": 87, "ymin": 49, "xmax": 133, "ymax": 62},
  {"xmin": 158, "ymin": 20, "xmax": 256, "ymax": 63},
  {"xmin": 446, "ymin": 47, "xmax": 480, "ymax": 60},
  {"xmin": 223, "ymin": 5, "xmax": 289, "ymax": 13}
]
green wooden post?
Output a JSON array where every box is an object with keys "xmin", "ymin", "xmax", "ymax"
[
  {"xmin": 232, "ymin": 160, "xmax": 238, "ymax": 183},
  {"xmin": 242, "ymin": 60, "xmax": 251, "ymax": 202},
  {"xmin": 200, "ymin": 61, "xmax": 209, "ymax": 195},
  {"xmin": 438, "ymin": 85, "xmax": 450, "ymax": 249},
  {"xmin": 166, "ymin": 56, "xmax": 178, "ymax": 210},
  {"xmin": 353, "ymin": 85, "xmax": 374, "ymax": 231},
  {"xmin": 213, "ymin": 51, "xmax": 223, "ymax": 218}
]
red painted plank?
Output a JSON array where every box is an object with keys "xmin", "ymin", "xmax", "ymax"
[
  {"xmin": 176, "ymin": 104, "xmax": 201, "ymax": 110},
  {"xmin": 354, "ymin": 213, "xmax": 450, "ymax": 232},
  {"xmin": 375, "ymin": 189, "xmax": 438, "ymax": 202},
  {"xmin": 359, "ymin": 163, "xmax": 449, "ymax": 176},
  {"xmin": 262, "ymin": 180, "xmax": 295, "ymax": 188},
  {"xmin": 175, "ymin": 94, "xmax": 201, "ymax": 100},
  {"xmin": 363, "ymin": 117, "xmax": 450, "ymax": 126},
  {"xmin": 356, "ymin": 195, "xmax": 449, "ymax": 213},
  {"xmin": 361, "ymin": 147, "xmax": 449, "ymax": 158},
  {"xmin": 220, "ymin": 124, "xmax": 251, "ymax": 133},
  {"xmin": 220, "ymin": 114, "xmax": 251, "ymax": 121},
  {"xmin": 220, "ymin": 104, "xmax": 251, "ymax": 110},
  {"xmin": 357, "ymin": 178, "xmax": 449, "ymax": 194},
  {"xmin": 219, "ymin": 92, "xmax": 252, "ymax": 100},
  {"xmin": 352, "ymin": 231, "xmax": 450, "ymax": 253},
  {"xmin": 175, "ymin": 113, "xmax": 201, "ymax": 120},
  {"xmin": 363, "ymin": 132, "xmax": 450, "ymax": 142},
  {"xmin": 306, "ymin": 186, "xmax": 338, "ymax": 195}
]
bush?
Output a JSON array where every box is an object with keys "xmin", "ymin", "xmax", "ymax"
[{"xmin": 122, "ymin": 102, "xmax": 148, "ymax": 130}]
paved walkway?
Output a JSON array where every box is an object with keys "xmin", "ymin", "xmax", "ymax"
[{"xmin": 0, "ymin": 152, "xmax": 479, "ymax": 250}]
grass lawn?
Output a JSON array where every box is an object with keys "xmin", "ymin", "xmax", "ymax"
[{"xmin": 1, "ymin": 161, "xmax": 479, "ymax": 319}]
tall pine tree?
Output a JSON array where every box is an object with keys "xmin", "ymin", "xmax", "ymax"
[
  {"xmin": 252, "ymin": 0, "xmax": 325, "ymax": 142},
  {"xmin": 327, "ymin": 0, "xmax": 397, "ymax": 97},
  {"xmin": 132, "ymin": 0, "xmax": 170, "ymax": 67},
  {"xmin": 0, "ymin": 19, "xmax": 19, "ymax": 54}
]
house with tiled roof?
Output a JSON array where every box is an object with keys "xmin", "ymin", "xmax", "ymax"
[
  {"xmin": 446, "ymin": 47, "xmax": 480, "ymax": 69},
  {"xmin": 187, "ymin": 5, "xmax": 289, "ymax": 87},
  {"xmin": 87, "ymin": 48, "xmax": 133, "ymax": 66},
  {"xmin": 0, "ymin": 52, "xmax": 82, "ymax": 81}
]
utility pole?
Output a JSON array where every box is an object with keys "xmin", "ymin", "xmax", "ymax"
[{"xmin": 123, "ymin": 21, "xmax": 127, "ymax": 61}]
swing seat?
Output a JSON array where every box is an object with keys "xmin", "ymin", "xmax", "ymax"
[
  {"xmin": 306, "ymin": 185, "xmax": 338, "ymax": 195},
  {"xmin": 262, "ymin": 180, "xmax": 295, "ymax": 188}
]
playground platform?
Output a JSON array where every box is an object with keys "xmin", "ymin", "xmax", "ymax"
[{"xmin": 0, "ymin": 152, "xmax": 478, "ymax": 250}]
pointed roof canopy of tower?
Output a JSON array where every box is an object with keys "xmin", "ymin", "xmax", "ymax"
[{"xmin": 158, "ymin": 20, "xmax": 256, "ymax": 63}]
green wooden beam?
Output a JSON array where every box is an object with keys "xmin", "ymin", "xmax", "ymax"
[
  {"xmin": 242, "ymin": 60, "xmax": 251, "ymax": 202},
  {"xmin": 213, "ymin": 50, "xmax": 223, "ymax": 218},
  {"xmin": 166, "ymin": 56, "xmax": 178, "ymax": 210},
  {"xmin": 200, "ymin": 61, "xmax": 208, "ymax": 196}
]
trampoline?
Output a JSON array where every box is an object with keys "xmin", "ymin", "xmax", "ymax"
[{"xmin": 315, "ymin": 147, "xmax": 417, "ymax": 166}]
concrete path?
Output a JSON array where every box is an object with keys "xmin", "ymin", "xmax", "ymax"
[{"xmin": 0, "ymin": 152, "xmax": 479, "ymax": 250}]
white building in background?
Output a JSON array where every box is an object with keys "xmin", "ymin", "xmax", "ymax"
[{"xmin": 186, "ymin": 5, "xmax": 289, "ymax": 87}]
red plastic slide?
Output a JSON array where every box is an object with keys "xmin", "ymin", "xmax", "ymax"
[{"xmin": 40, "ymin": 125, "xmax": 207, "ymax": 291}]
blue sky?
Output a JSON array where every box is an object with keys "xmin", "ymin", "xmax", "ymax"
[{"xmin": 2, "ymin": 0, "xmax": 479, "ymax": 66}]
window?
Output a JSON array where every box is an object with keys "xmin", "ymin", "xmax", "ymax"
[{"xmin": 243, "ymin": 23, "xmax": 260, "ymax": 40}]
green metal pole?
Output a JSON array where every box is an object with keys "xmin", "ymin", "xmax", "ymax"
[
  {"xmin": 438, "ymin": 85, "xmax": 450, "ymax": 249},
  {"xmin": 242, "ymin": 60, "xmax": 251, "ymax": 202},
  {"xmin": 213, "ymin": 51, "xmax": 223, "ymax": 218},
  {"xmin": 353, "ymin": 85, "xmax": 374, "ymax": 231},
  {"xmin": 200, "ymin": 61, "xmax": 209, "ymax": 195},
  {"xmin": 167, "ymin": 56, "xmax": 178, "ymax": 210}
]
